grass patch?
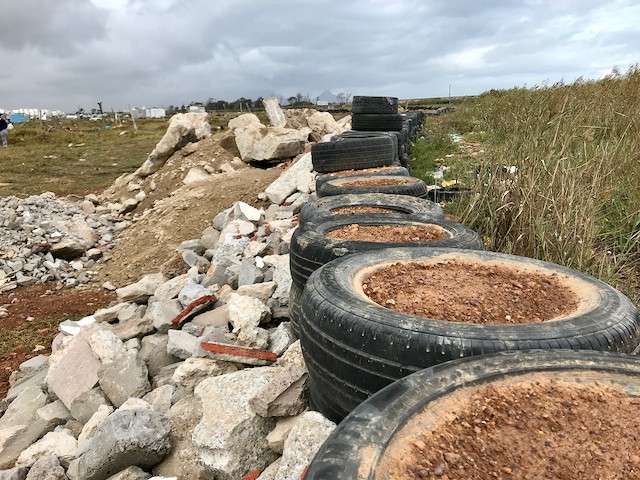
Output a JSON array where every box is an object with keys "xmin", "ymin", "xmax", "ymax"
[
  {"xmin": 0, "ymin": 316, "xmax": 68, "ymax": 356},
  {"xmin": 0, "ymin": 118, "xmax": 167, "ymax": 197},
  {"xmin": 443, "ymin": 67, "xmax": 640, "ymax": 301}
]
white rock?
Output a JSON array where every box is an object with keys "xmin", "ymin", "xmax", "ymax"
[
  {"xmin": 227, "ymin": 294, "xmax": 271, "ymax": 332},
  {"xmin": 172, "ymin": 358, "xmax": 239, "ymax": 392},
  {"xmin": 182, "ymin": 167, "xmax": 210, "ymax": 185},
  {"xmin": 264, "ymin": 152, "xmax": 313, "ymax": 205},
  {"xmin": 262, "ymin": 97, "xmax": 287, "ymax": 128},
  {"xmin": 78, "ymin": 404, "xmax": 114, "ymax": 450},
  {"xmin": 266, "ymin": 415, "xmax": 302, "ymax": 454},
  {"xmin": 16, "ymin": 429, "xmax": 78, "ymax": 468}
]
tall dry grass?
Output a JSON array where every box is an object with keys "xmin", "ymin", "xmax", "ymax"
[{"xmin": 452, "ymin": 67, "xmax": 640, "ymax": 299}]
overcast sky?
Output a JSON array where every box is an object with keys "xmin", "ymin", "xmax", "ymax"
[{"xmin": 0, "ymin": 0, "xmax": 638, "ymax": 112}]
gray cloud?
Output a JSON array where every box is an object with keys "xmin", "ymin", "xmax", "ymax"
[{"xmin": 0, "ymin": 0, "xmax": 637, "ymax": 111}]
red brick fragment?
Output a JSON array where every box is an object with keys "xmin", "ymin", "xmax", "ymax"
[
  {"xmin": 171, "ymin": 294, "xmax": 217, "ymax": 328},
  {"xmin": 241, "ymin": 470, "xmax": 261, "ymax": 480},
  {"xmin": 200, "ymin": 341, "xmax": 277, "ymax": 362}
]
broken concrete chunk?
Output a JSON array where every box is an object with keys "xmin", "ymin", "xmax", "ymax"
[
  {"xmin": 116, "ymin": 273, "xmax": 166, "ymax": 303},
  {"xmin": 262, "ymin": 98, "xmax": 287, "ymax": 128},
  {"xmin": 171, "ymin": 358, "xmax": 239, "ymax": 392},
  {"xmin": 16, "ymin": 429, "xmax": 78, "ymax": 468},
  {"xmin": 99, "ymin": 351, "xmax": 151, "ymax": 408},
  {"xmin": 139, "ymin": 334, "xmax": 180, "ymax": 377},
  {"xmin": 266, "ymin": 414, "xmax": 303, "ymax": 454},
  {"xmin": 67, "ymin": 409, "xmax": 171, "ymax": 480},
  {"xmin": 24, "ymin": 455, "xmax": 67, "ymax": 480},
  {"xmin": 227, "ymin": 294, "xmax": 271, "ymax": 332},
  {"xmin": 69, "ymin": 388, "xmax": 111, "ymax": 424}
]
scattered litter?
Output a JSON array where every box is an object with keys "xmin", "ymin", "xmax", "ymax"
[
  {"xmin": 26, "ymin": 316, "xmax": 34, "ymax": 322},
  {"xmin": 451, "ymin": 134, "xmax": 461, "ymax": 142},
  {"xmin": 119, "ymin": 131, "xmax": 128, "ymax": 136}
]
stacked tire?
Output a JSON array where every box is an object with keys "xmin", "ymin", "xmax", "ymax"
[{"xmin": 294, "ymin": 95, "xmax": 640, "ymax": 427}]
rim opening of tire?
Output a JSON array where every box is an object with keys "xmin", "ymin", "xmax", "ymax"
[
  {"xmin": 376, "ymin": 370, "xmax": 640, "ymax": 479},
  {"xmin": 329, "ymin": 206, "xmax": 408, "ymax": 215},
  {"xmin": 325, "ymin": 224, "xmax": 448, "ymax": 242},
  {"xmin": 355, "ymin": 256, "xmax": 601, "ymax": 325},
  {"xmin": 342, "ymin": 178, "xmax": 414, "ymax": 187},
  {"xmin": 327, "ymin": 166, "xmax": 403, "ymax": 177}
]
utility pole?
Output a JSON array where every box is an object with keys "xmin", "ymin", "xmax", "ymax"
[{"xmin": 448, "ymin": 84, "xmax": 451, "ymax": 102}]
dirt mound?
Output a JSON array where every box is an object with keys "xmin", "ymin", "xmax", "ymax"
[
  {"xmin": 96, "ymin": 167, "xmax": 280, "ymax": 287},
  {"xmin": 93, "ymin": 126, "xmax": 282, "ymax": 286}
]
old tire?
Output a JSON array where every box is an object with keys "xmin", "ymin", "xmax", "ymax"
[
  {"xmin": 305, "ymin": 350, "xmax": 640, "ymax": 478},
  {"xmin": 351, "ymin": 96, "xmax": 399, "ymax": 114},
  {"xmin": 299, "ymin": 247, "xmax": 640, "ymax": 421},
  {"xmin": 311, "ymin": 136, "xmax": 395, "ymax": 173},
  {"xmin": 315, "ymin": 166, "xmax": 409, "ymax": 191},
  {"xmin": 288, "ymin": 281, "xmax": 304, "ymax": 337},
  {"xmin": 290, "ymin": 218, "xmax": 482, "ymax": 289},
  {"xmin": 317, "ymin": 175, "xmax": 428, "ymax": 198},
  {"xmin": 298, "ymin": 193, "xmax": 444, "ymax": 231},
  {"xmin": 352, "ymin": 113, "xmax": 403, "ymax": 131}
]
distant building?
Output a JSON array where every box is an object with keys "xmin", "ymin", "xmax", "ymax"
[
  {"xmin": 130, "ymin": 107, "xmax": 166, "ymax": 119},
  {"xmin": 188, "ymin": 105, "xmax": 205, "ymax": 114},
  {"xmin": 9, "ymin": 113, "xmax": 28, "ymax": 123}
]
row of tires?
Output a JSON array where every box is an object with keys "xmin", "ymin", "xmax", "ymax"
[{"xmin": 290, "ymin": 97, "xmax": 640, "ymax": 477}]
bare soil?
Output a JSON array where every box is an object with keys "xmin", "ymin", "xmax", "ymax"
[
  {"xmin": 0, "ymin": 283, "xmax": 115, "ymax": 399},
  {"xmin": 325, "ymin": 166, "xmax": 402, "ymax": 177},
  {"xmin": 343, "ymin": 178, "xmax": 413, "ymax": 187},
  {"xmin": 326, "ymin": 224, "xmax": 446, "ymax": 242},
  {"xmin": 96, "ymin": 167, "xmax": 280, "ymax": 287},
  {"xmin": 330, "ymin": 206, "xmax": 404, "ymax": 214},
  {"xmin": 362, "ymin": 260, "xmax": 578, "ymax": 324},
  {"xmin": 390, "ymin": 378, "xmax": 640, "ymax": 480}
]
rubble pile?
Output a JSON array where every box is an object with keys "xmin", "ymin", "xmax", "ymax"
[
  {"xmin": 0, "ymin": 102, "xmax": 357, "ymax": 479},
  {"xmin": 0, "ymin": 193, "xmax": 126, "ymax": 291}
]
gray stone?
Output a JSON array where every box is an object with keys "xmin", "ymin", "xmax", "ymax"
[
  {"xmin": 6, "ymin": 368, "xmax": 47, "ymax": 403},
  {"xmin": 78, "ymin": 405, "xmax": 114, "ymax": 449},
  {"xmin": 67, "ymin": 409, "xmax": 171, "ymax": 480},
  {"xmin": 227, "ymin": 113, "xmax": 263, "ymax": 131},
  {"xmin": 227, "ymin": 294, "xmax": 271, "ymax": 332},
  {"xmin": 268, "ymin": 322, "xmax": 296, "ymax": 356},
  {"xmin": 237, "ymin": 259, "xmax": 264, "ymax": 287},
  {"xmin": 266, "ymin": 415, "xmax": 302, "ymax": 454},
  {"xmin": 182, "ymin": 167, "xmax": 210, "ymax": 185},
  {"xmin": 99, "ymin": 352, "xmax": 151, "ymax": 408},
  {"xmin": 256, "ymin": 458, "xmax": 281, "ymax": 480},
  {"xmin": 193, "ymin": 369, "xmax": 279, "ymax": 479},
  {"xmin": 274, "ymin": 412, "xmax": 336, "ymax": 480},
  {"xmin": 142, "ymin": 386, "xmax": 175, "ymax": 415},
  {"xmin": 69, "ymin": 388, "xmax": 111, "ymax": 424},
  {"xmin": 50, "ymin": 219, "xmax": 98, "ymax": 260},
  {"xmin": 93, "ymin": 304, "xmax": 129, "ymax": 323},
  {"xmin": 110, "ymin": 315, "xmax": 154, "ymax": 341},
  {"xmin": 135, "ymin": 114, "xmax": 200, "ymax": 177},
  {"xmin": 18, "ymin": 356, "xmax": 48, "ymax": 376},
  {"xmin": 262, "ymin": 98, "xmax": 287, "ymax": 128},
  {"xmin": 151, "ymin": 396, "xmax": 208, "ymax": 480},
  {"xmin": 139, "ymin": 335, "xmax": 179, "ymax": 377},
  {"xmin": 146, "ymin": 300, "xmax": 181, "ymax": 333},
  {"xmin": 177, "ymin": 283, "xmax": 214, "ymax": 307},
  {"xmin": 191, "ymin": 305, "xmax": 229, "ymax": 328},
  {"xmin": 171, "ymin": 358, "xmax": 238, "ymax": 393},
  {"xmin": 106, "ymin": 466, "xmax": 151, "ymax": 480},
  {"xmin": 234, "ymin": 125, "xmax": 308, "ymax": 163},
  {"xmin": 116, "ymin": 273, "xmax": 166, "ymax": 303},
  {"xmin": 16, "ymin": 429, "xmax": 77, "ymax": 468},
  {"xmin": 249, "ymin": 363, "xmax": 308, "ymax": 418},
  {"xmin": 235, "ymin": 282, "xmax": 277, "ymax": 302},
  {"xmin": 263, "ymin": 254, "xmax": 291, "ymax": 307},
  {"xmin": 264, "ymin": 153, "xmax": 312, "ymax": 204},
  {"xmin": 153, "ymin": 275, "xmax": 189, "ymax": 301},
  {"xmin": 36, "ymin": 400, "xmax": 70, "ymax": 426},
  {"xmin": 0, "ymin": 466, "xmax": 28, "ymax": 480},
  {"xmin": 166, "ymin": 330, "xmax": 204, "ymax": 359},
  {"xmin": 0, "ymin": 387, "xmax": 51, "ymax": 469},
  {"xmin": 87, "ymin": 328, "xmax": 127, "ymax": 365},
  {"xmin": 25, "ymin": 455, "xmax": 67, "ymax": 480},
  {"xmin": 46, "ymin": 337, "xmax": 99, "ymax": 410},
  {"xmin": 117, "ymin": 304, "xmax": 147, "ymax": 323}
]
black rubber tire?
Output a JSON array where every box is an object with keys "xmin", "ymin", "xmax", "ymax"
[
  {"xmin": 298, "ymin": 193, "xmax": 444, "ymax": 232},
  {"xmin": 290, "ymin": 218, "xmax": 483, "ymax": 289},
  {"xmin": 311, "ymin": 136, "xmax": 395, "ymax": 173},
  {"xmin": 317, "ymin": 175, "xmax": 428, "ymax": 198},
  {"xmin": 288, "ymin": 281, "xmax": 304, "ymax": 337},
  {"xmin": 352, "ymin": 113, "xmax": 403, "ymax": 131},
  {"xmin": 299, "ymin": 247, "xmax": 640, "ymax": 421},
  {"xmin": 351, "ymin": 96, "xmax": 399, "ymax": 114},
  {"xmin": 306, "ymin": 350, "xmax": 640, "ymax": 478},
  {"xmin": 315, "ymin": 166, "xmax": 409, "ymax": 191}
]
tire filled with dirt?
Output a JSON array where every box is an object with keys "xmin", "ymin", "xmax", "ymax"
[
  {"xmin": 290, "ymin": 217, "xmax": 482, "ymax": 290},
  {"xmin": 317, "ymin": 175, "xmax": 429, "ymax": 198},
  {"xmin": 299, "ymin": 247, "xmax": 640, "ymax": 422},
  {"xmin": 305, "ymin": 350, "xmax": 640, "ymax": 479},
  {"xmin": 298, "ymin": 193, "xmax": 444, "ymax": 232},
  {"xmin": 315, "ymin": 166, "xmax": 409, "ymax": 191}
]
